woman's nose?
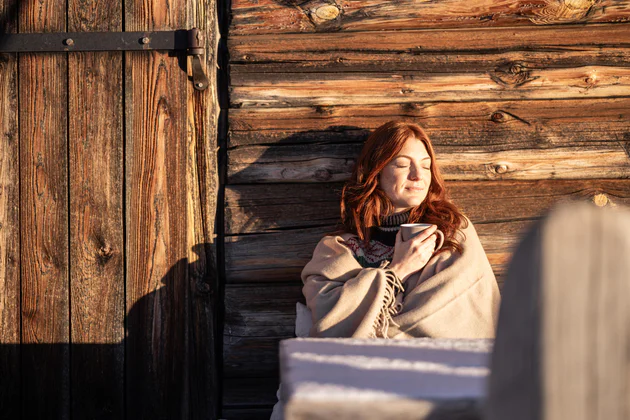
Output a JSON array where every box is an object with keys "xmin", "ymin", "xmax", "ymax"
[{"xmin": 409, "ymin": 169, "xmax": 420, "ymax": 181}]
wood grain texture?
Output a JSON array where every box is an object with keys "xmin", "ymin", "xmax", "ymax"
[
  {"xmin": 230, "ymin": 25, "xmax": 630, "ymax": 72},
  {"xmin": 228, "ymin": 98, "xmax": 630, "ymax": 147},
  {"xmin": 223, "ymin": 377, "xmax": 280, "ymax": 408},
  {"xmin": 231, "ymin": 48, "xmax": 630, "ymax": 74},
  {"xmin": 230, "ymin": 65, "xmax": 630, "ymax": 108},
  {"xmin": 223, "ymin": 284, "xmax": 303, "ymax": 378},
  {"xmin": 487, "ymin": 202, "xmax": 630, "ymax": 420},
  {"xmin": 225, "ymin": 180, "xmax": 630, "ymax": 234},
  {"xmin": 230, "ymin": 0, "xmax": 630, "ymax": 35},
  {"xmin": 228, "ymin": 142, "xmax": 630, "ymax": 183},
  {"xmin": 20, "ymin": 53, "xmax": 70, "ymax": 419},
  {"xmin": 68, "ymin": 1, "xmax": 124, "ymax": 418},
  {"xmin": 187, "ymin": 0, "xmax": 220, "ymax": 418},
  {"xmin": 221, "ymin": 407, "xmax": 274, "ymax": 420},
  {"xmin": 19, "ymin": 0, "xmax": 68, "ymax": 417},
  {"xmin": 224, "ymin": 220, "xmax": 525, "ymax": 284},
  {"xmin": 0, "ymin": 0, "xmax": 19, "ymax": 415},
  {"xmin": 124, "ymin": 0, "xmax": 191, "ymax": 418}
]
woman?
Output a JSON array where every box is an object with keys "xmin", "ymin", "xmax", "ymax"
[
  {"xmin": 270, "ymin": 120, "xmax": 501, "ymax": 419},
  {"xmin": 302, "ymin": 120, "xmax": 501, "ymax": 339}
]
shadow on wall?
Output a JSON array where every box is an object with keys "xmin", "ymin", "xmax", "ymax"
[
  {"xmin": 0, "ymin": 243, "xmax": 215, "ymax": 419},
  {"xmin": 226, "ymin": 125, "xmax": 370, "ymax": 235}
]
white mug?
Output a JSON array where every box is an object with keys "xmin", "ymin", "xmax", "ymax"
[{"xmin": 400, "ymin": 223, "xmax": 444, "ymax": 251}]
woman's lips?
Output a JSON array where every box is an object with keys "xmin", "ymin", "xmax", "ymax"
[{"xmin": 406, "ymin": 187, "xmax": 424, "ymax": 192}]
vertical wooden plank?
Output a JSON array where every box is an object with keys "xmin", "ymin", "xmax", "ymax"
[
  {"xmin": 187, "ymin": 0, "xmax": 220, "ymax": 417},
  {"xmin": 124, "ymin": 0, "xmax": 191, "ymax": 418},
  {"xmin": 19, "ymin": 0, "xmax": 69, "ymax": 418},
  {"xmin": 67, "ymin": 0, "xmax": 124, "ymax": 418},
  {"xmin": 0, "ymin": 0, "xmax": 20, "ymax": 417},
  {"xmin": 487, "ymin": 202, "xmax": 630, "ymax": 420}
]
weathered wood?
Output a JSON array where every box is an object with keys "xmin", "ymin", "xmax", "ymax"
[
  {"xmin": 487, "ymin": 202, "xmax": 630, "ymax": 420},
  {"xmin": 124, "ymin": 0, "xmax": 191, "ymax": 418},
  {"xmin": 230, "ymin": 25, "xmax": 630, "ymax": 72},
  {"xmin": 222, "ymin": 377, "xmax": 280, "ymax": 407},
  {"xmin": 187, "ymin": 0, "xmax": 221, "ymax": 418},
  {"xmin": 221, "ymin": 407, "xmax": 274, "ymax": 420},
  {"xmin": 224, "ymin": 335, "xmax": 288, "ymax": 378},
  {"xmin": 228, "ymin": 142, "xmax": 630, "ymax": 183},
  {"xmin": 228, "ymin": 97, "xmax": 630, "ymax": 147},
  {"xmin": 230, "ymin": 0, "xmax": 630, "ymax": 35},
  {"xmin": 224, "ymin": 283, "xmax": 304, "ymax": 337},
  {"xmin": 225, "ymin": 183, "xmax": 343, "ymax": 234},
  {"xmin": 231, "ymin": 48, "xmax": 630, "ymax": 74},
  {"xmin": 19, "ymin": 0, "xmax": 69, "ymax": 416},
  {"xmin": 223, "ymin": 284, "xmax": 303, "ymax": 378},
  {"xmin": 67, "ymin": 0, "xmax": 124, "ymax": 418},
  {"xmin": 0, "ymin": 0, "xmax": 19, "ymax": 415},
  {"xmin": 224, "ymin": 221, "xmax": 528, "ymax": 284},
  {"xmin": 230, "ymin": 65, "xmax": 630, "ymax": 108},
  {"xmin": 225, "ymin": 180, "xmax": 630, "ymax": 234}
]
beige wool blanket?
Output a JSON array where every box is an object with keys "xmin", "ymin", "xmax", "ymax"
[{"xmin": 301, "ymin": 219, "xmax": 501, "ymax": 339}]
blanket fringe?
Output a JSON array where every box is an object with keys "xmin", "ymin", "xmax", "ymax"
[{"xmin": 372, "ymin": 261, "xmax": 405, "ymax": 338}]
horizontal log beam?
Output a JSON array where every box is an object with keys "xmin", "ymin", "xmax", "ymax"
[
  {"xmin": 228, "ymin": 143, "xmax": 630, "ymax": 183},
  {"xmin": 229, "ymin": 65, "xmax": 630, "ymax": 108},
  {"xmin": 224, "ymin": 221, "xmax": 529, "ymax": 283},
  {"xmin": 230, "ymin": 0, "xmax": 630, "ymax": 35},
  {"xmin": 228, "ymin": 98, "xmax": 630, "ymax": 147},
  {"xmin": 229, "ymin": 25, "xmax": 630, "ymax": 69},
  {"xmin": 225, "ymin": 180, "xmax": 630, "ymax": 234}
]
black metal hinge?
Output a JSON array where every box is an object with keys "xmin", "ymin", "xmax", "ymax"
[{"xmin": 0, "ymin": 28, "xmax": 210, "ymax": 91}]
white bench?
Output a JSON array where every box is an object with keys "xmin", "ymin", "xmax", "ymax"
[{"xmin": 279, "ymin": 337, "xmax": 492, "ymax": 419}]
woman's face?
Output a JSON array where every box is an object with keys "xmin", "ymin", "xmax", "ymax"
[{"xmin": 378, "ymin": 137, "xmax": 432, "ymax": 214}]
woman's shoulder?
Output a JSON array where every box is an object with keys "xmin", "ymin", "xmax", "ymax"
[
  {"xmin": 310, "ymin": 232, "xmax": 358, "ymax": 258},
  {"xmin": 302, "ymin": 232, "xmax": 363, "ymax": 280}
]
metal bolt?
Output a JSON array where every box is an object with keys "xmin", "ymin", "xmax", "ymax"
[
  {"xmin": 195, "ymin": 82, "xmax": 204, "ymax": 88},
  {"xmin": 140, "ymin": 37, "xmax": 150, "ymax": 44},
  {"xmin": 64, "ymin": 38, "xmax": 74, "ymax": 46}
]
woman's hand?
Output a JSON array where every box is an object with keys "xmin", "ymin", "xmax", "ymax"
[{"xmin": 388, "ymin": 226, "xmax": 438, "ymax": 282}]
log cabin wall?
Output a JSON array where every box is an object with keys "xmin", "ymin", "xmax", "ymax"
[{"xmin": 222, "ymin": 0, "xmax": 630, "ymax": 418}]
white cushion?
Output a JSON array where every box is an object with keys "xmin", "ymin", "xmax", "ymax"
[{"xmin": 295, "ymin": 302, "xmax": 312, "ymax": 338}]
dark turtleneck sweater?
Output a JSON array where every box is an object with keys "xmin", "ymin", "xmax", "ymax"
[
  {"xmin": 369, "ymin": 210, "xmax": 411, "ymax": 247},
  {"xmin": 343, "ymin": 210, "xmax": 411, "ymax": 268}
]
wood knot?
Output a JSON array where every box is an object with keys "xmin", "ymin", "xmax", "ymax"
[
  {"xmin": 492, "ymin": 61, "xmax": 535, "ymax": 88},
  {"xmin": 314, "ymin": 168, "xmax": 332, "ymax": 181},
  {"xmin": 97, "ymin": 245, "xmax": 114, "ymax": 263},
  {"xmin": 491, "ymin": 112, "xmax": 506, "ymax": 122},
  {"xmin": 196, "ymin": 282, "xmax": 211, "ymax": 294},
  {"xmin": 510, "ymin": 64, "xmax": 522, "ymax": 74},
  {"xmin": 593, "ymin": 193, "xmax": 608, "ymax": 207},
  {"xmin": 494, "ymin": 164, "xmax": 509, "ymax": 174},
  {"xmin": 313, "ymin": 4, "xmax": 340, "ymax": 20},
  {"xmin": 315, "ymin": 105, "xmax": 334, "ymax": 115}
]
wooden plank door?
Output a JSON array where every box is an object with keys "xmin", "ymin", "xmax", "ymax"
[{"xmin": 0, "ymin": 0, "xmax": 220, "ymax": 418}]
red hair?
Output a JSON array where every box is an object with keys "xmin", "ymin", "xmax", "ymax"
[{"xmin": 335, "ymin": 120, "xmax": 467, "ymax": 255}]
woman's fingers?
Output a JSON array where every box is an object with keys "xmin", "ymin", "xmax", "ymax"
[{"xmin": 409, "ymin": 225, "xmax": 438, "ymax": 246}]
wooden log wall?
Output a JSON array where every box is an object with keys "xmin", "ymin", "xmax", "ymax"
[
  {"xmin": 0, "ymin": 0, "xmax": 220, "ymax": 418},
  {"xmin": 223, "ymin": 0, "xmax": 630, "ymax": 417}
]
